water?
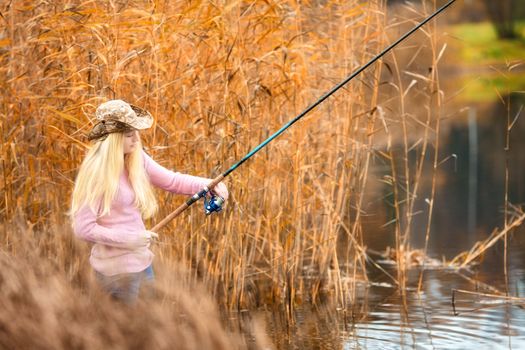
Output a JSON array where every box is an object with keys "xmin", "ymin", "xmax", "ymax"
[
  {"xmin": 230, "ymin": 92, "xmax": 525, "ymax": 348},
  {"xmin": 352, "ymin": 270, "xmax": 525, "ymax": 349},
  {"xmin": 229, "ymin": 5, "xmax": 525, "ymax": 344},
  {"xmin": 238, "ymin": 255, "xmax": 525, "ymax": 349},
  {"xmin": 240, "ymin": 259, "xmax": 525, "ymax": 349}
]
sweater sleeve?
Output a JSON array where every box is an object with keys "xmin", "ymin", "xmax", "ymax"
[
  {"xmin": 142, "ymin": 150, "xmax": 213, "ymax": 196},
  {"xmin": 73, "ymin": 204, "xmax": 144, "ymax": 249}
]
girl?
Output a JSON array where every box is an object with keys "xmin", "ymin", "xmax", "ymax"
[{"xmin": 70, "ymin": 99, "xmax": 228, "ymax": 303}]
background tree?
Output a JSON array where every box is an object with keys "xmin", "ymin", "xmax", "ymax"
[{"xmin": 483, "ymin": 0, "xmax": 525, "ymax": 39}]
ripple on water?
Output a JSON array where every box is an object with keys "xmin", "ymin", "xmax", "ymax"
[{"xmin": 345, "ymin": 279, "xmax": 525, "ymax": 349}]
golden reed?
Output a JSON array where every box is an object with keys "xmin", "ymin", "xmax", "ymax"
[{"xmin": 1, "ymin": 0, "xmax": 452, "ymax": 317}]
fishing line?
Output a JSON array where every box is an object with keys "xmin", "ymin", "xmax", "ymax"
[{"xmin": 152, "ymin": 0, "xmax": 457, "ymax": 232}]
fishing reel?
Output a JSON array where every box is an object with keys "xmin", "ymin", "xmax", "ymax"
[{"xmin": 204, "ymin": 194, "xmax": 224, "ymax": 215}]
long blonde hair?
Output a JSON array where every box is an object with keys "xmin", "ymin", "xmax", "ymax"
[{"xmin": 70, "ymin": 132, "xmax": 158, "ymax": 218}]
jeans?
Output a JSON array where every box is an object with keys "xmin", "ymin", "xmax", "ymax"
[{"xmin": 95, "ymin": 265, "xmax": 154, "ymax": 304}]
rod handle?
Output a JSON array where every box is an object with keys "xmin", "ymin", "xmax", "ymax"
[{"xmin": 151, "ymin": 174, "xmax": 225, "ymax": 232}]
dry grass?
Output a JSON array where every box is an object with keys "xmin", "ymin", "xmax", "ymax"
[
  {"xmin": 0, "ymin": 221, "xmax": 271, "ymax": 350},
  {"xmin": 450, "ymin": 210, "xmax": 525, "ymax": 269},
  {"xmin": 0, "ymin": 0, "xmax": 455, "ymax": 325},
  {"xmin": 13, "ymin": 0, "xmax": 524, "ymax": 345}
]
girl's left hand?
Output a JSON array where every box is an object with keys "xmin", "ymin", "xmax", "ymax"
[{"xmin": 212, "ymin": 182, "xmax": 228, "ymax": 201}]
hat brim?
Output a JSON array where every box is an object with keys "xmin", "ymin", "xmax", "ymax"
[{"xmin": 129, "ymin": 104, "xmax": 154, "ymax": 129}]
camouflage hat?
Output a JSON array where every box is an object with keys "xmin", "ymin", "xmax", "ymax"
[
  {"xmin": 87, "ymin": 100, "xmax": 153, "ymax": 141},
  {"xmin": 87, "ymin": 120, "xmax": 135, "ymax": 141}
]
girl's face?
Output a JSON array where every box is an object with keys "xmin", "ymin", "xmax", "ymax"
[{"xmin": 123, "ymin": 130, "xmax": 139, "ymax": 154}]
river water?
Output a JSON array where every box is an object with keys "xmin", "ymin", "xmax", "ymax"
[
  {"xmin": 238, "ymin": 2, "xmax": 525, "ymax": 346},
  {"xmin": 222, "ymin": 1, "xmax": 525, "ymax": 344},
  {"xmin": 250, "ymin": 266, "xmax": 525, "ymax": 349},
  {"xmin": 230, "ymin": 78, "xmax": 525, "ymax": 348}
]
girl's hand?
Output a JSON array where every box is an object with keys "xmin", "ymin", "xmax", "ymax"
[
  {"xmin": 142, "ymin": 230, "xmax": 159, "ymax": 247},
  {"xmin": 212, "ymin": 182, "xmax": 228, "ymax": 201}
]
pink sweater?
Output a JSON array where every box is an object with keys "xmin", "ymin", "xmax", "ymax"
[{"xmin": 73, "ymin": 151, "xmax": 214, "ymax": 276}]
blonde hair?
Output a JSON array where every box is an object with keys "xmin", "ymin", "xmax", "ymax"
[{"xmin": 70, "ymin": 132, "xmax": 158, "ymax": 218}]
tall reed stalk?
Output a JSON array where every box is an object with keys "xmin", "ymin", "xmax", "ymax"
[{"xmin": 369, "ymin": 0, "xmax": 447, "ymax": 293}]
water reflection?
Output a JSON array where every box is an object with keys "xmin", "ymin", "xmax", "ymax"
[
  {"xmin": 238, "ymin": 268, "xmax": 525, "ymax": 349},
  {"xmin": 353, "ymin": 271, "xmax": 524, "ymax": 349},
  {"xmin": 366, "ymin": 94, "xmax": 525, "ymax": 347},
  {"xmin": 437, "ymin": 95, "xmax": 525, "ymax": 234},
  {"xmin": 234, "ymin": 95, "xmax": 525, "ymax": 349},
  {"xmin": 365, "ymin": 94, "xmax": 525, "ymax": 258}
]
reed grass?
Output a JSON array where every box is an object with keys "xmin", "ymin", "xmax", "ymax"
[
  {"xmin": 0, "ymin": 221, "xmax": 270, "ymax": 350},
  {"xmin": 0, "ymin": 0, "xmax": 453, "ymax": 323},
  {"xmin": 449, "ymin": 187, "xmax": 525, "ymax": 269},
  {"xmin": 370, "ymin": 0, "xmax": 449, "ymax": 293}
]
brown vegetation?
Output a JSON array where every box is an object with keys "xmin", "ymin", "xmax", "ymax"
[
  {"xmin": 0, "ymin": 0, "xmax": 461, "ymax": 335},
  {"xmin": 0, "ymin": 221, "xmax": 271, "ymax": 349}
]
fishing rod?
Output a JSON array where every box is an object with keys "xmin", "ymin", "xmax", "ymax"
[{"xmin": 151, "ymin": 0, "xmax": 456, "ymax": 232}]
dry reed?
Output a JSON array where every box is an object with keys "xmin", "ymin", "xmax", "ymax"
[
  {"xmin": 0, "ymin": 221, "xmax": 271, "ymax": 350},
  {"xmin": 0, "ymin": 0, "xmax": 452, "ymax": 319},
  {"xmin": 450, "ymin": 202, "xmax": 525, "ymax": 269}
]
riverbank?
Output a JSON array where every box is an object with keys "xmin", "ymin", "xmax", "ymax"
[{"xmin": 447, "ymin": 21, "xmax": 525, "ymax": 102}]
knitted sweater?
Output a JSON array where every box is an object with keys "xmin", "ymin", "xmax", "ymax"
[{"xmin": 73, "ymin": 150, "xmax": 212, "ymax": 276}]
